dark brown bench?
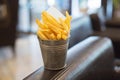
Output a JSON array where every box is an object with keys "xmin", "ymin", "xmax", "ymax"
[
  {"xmin": 69, "ymin": 16, "xmax": 93, "ymax": 48},
  {"xmin": 90, "ymin": 8, "xmax": 120, "ymax": 58},
  {"xmin": 24, "ymin": 37, "xmax": 117, "ymax": 80}
]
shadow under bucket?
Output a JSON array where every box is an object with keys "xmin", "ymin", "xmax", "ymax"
[{"xmin": 38, "ymin": 38, "xmax": 69, "ymax": 70}]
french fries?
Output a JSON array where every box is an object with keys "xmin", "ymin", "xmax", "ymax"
[{"xmin": 36, "ymin": 11, "xmax": 72, "ymax": 40}]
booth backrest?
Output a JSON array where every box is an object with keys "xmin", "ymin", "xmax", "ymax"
[
  {"xmin": 60, "ymin": 37, "xmax": 115, "ymax": 80},
  {"xmin": 89, "ymin": 8, "xmax": 106, "ymax": 31},
  {"xmin": 24, "ymin": 36, "xmax": 115, "ymax": 80},
  {"xmin": 69, "ymin": 16, "xmax": 93, "ymax": 48}
]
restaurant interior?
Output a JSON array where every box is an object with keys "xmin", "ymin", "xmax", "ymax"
[{"xmin": 0, "ymin": 0, "xmax": 120, "ymax": 80}]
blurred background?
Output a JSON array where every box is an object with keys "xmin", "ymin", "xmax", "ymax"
[{"xmin": 0, "ymin": 0, "xmax": 119, "ymax": 80}]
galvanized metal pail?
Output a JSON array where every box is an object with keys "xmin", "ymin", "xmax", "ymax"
[{"xmin": 38, "ymin": 38, "xmax": 69, "ymax": 70}]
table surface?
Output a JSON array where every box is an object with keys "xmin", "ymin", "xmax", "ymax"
[{"xmin": 24, "ymin": 66, "xmax": 68, "ymax": 80}]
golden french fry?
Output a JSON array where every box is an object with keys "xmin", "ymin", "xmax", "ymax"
[
  {"xmin": 61, "ymin": 30, "xmax": 68, "ymax": 35},
  {"xmin": 59, "ymin": 18, "xmax": 69, "ymax": 31},
  {"xmin": 43, "ymin": 24, "xmax": 48, "ymax": 29},
  {"xmin": 37, "ymin": 31, "xmax": 48, "ymax": 40},
  {"xmin": 57, "ymin": 33, "xmax": 61, "ymax": 40},
  {"xmin": 64, "ymin": 18, "xmax": 69, "ymax": 26},
  {"xmin": 42, "ymin": 31, "xmax": 51, "ymax": 39},
  {"xmin": 62, "ymin": 35, "xmax": 67, "ymax": 40},
  {"xmin": 41, "ymin": 15, "xmax": 48, "ymax": 24},
  {"xmin": 36, "ymin": 10, "xmax": 72, "ymax": 40},
  {"xmin": 50, "ymin": 33, "xmax": 56, "ymax": 40},
  {"xmin": 64, "ymin": 19, "xmax": 70, "ymax": 30},
  {"xmin": 66, "ymin": 11, "xmax": 72, "ymax": 20},
  {"xmin": 36, "ymin": 19, "xmax": 45, "ymax": 29},
  {"xmin": 42, "ymin": 13, "xmax": 62, "ymax": 32},
  {"xmin": 65, "ymin": 11, "xmax": 72, "ymax": 30},
  {"xmin": 42, "ymin": 11, "xmax": 64, "ymax": 29},
  {"xmin": 42, "ymin": 11, "xmax": 57, "ymax": 22},
  {"xmin": 39, "ymin": 29, "xmax": 50, "ymax": 32},
  {"xmin": 46, "ymin": 22, "xmax": 61, "ymax": 34}
]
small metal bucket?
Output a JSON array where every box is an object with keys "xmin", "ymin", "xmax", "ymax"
[{"xmin": 38, "ymin": 37, "xmax": 69, "ymax": 70}]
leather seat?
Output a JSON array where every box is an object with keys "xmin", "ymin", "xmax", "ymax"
[
  {"xmin": 105, "ymin": 19, "xmax": 120, "ymax": 29},
  {"xmin": 69, "ymin": 16, "xmax": 93, "ymax": 48},
  {"xmin": 90, "ymin": 9, "xmax": 120, "ymax": 58},
  {"xmin": 24, "ymin": 37, "xmax": 116, "ymax": 80}
]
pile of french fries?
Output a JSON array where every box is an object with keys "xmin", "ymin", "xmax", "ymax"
[{"xmin": 36, "ymin": 11, "xmax": 72, "ymax": 40}]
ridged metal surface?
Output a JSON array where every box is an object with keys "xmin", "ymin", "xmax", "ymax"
[{"xmin": 39, "ymin": 39, "xmax": 69, "ymax": 70}]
